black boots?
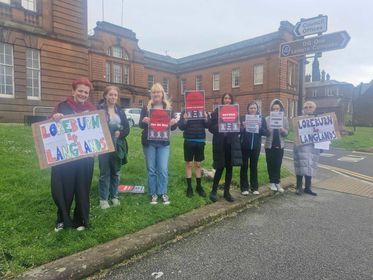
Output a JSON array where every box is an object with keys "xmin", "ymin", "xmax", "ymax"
[
  {"xmin": 186, "ymin": 178, "xmax": 193, "ymax": 197},
  {"xmin": 223, "ymin": 184, "xmax": 235, "ymax": 202},
  {"xmin": 296, "ymin": 175, "xmax": 303, "ymax": 195},
  {"xmin": 297, "ymin": 176, "xmax": 317, "ymax": 196},
  {"xmin": 209, "ymin": 184, "xmax": 218, "ymax": 202},
  {"xmin": 304, "ymin": 188, "xmax": 317, "ymax": 196},
  {"xmin": 196, "ymin": 186, "xmax": 206, "ymax": 197}
]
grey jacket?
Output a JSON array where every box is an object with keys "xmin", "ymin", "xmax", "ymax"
[
  {"xmin": 264, "ymin": 99, "xmax": 289, "ymax": 149},
  {"xmin": 293, "ymin": 143, "xmax": 320, "ymax": 176}
]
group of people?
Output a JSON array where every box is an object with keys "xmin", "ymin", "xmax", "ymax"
[{"xmin": 49, "ymin": 78, "xmax": 320, "ymax": 232}]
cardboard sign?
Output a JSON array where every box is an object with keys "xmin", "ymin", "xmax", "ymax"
[
  {"xmin": 184, "ymin": 90, "xmax": 205, "ymax": 119},
  {"xmin": 118, "ymin": 185, "xmax": 145, "ymax": 193},
  {"xmin": 32, "ymin": 110, "xmax": 114, "ymax": 169},
  {"xmin": 245, "ymin": 114, "xmax": 261, "ymax": 133},
  {"xmin": 218, "ymin": 104, "xmax": 240, "ymax": 132},
  {"xmin": 148, "ymin": 109, "xmax": 171, "ymax": 141},
  {"xmin": 293, "ymin": 112, "xmax": 340, "ymax": 146},
  {"xmin": 270, "ymin": 111, "xmax": 284, "ymax": 129}
]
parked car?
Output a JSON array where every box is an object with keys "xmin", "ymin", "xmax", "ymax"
[{"xmin": 124, "ymin": 108, "xmax": 142, "ymax": 127}]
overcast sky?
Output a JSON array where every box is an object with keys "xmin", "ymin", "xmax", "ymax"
[{"xmin": 88, "ymin": 0, "xmax": 372, "ymax": 86}]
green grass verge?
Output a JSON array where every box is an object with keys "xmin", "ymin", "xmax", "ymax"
[
  {"xmin": 332, "ymin": 127, "xmax": 373, "ymax": 151},
  {"xmin": 0, "ymin": 125, "xmax": 289, "ymax": 277}
]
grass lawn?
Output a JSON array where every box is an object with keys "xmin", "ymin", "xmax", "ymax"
[
  {"xmin": 0, "ymin": 125, "xmax": 289, "ymax": 278},
  {"xmin": 332, "ymin": 126, "xmax": 373, "ymax": 151}
]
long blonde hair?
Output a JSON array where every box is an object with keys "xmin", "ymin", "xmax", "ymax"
[{"xmin": 147, "ymin": 83, "xmax": 172, "ymax": 110}]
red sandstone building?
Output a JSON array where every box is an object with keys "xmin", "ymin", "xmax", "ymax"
[{"xmin": 0, "ymin": 0, "xmax": 299, "ymax": 122}]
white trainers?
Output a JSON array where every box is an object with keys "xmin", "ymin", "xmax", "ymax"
[
  {"xmin": 111, "ymin": 198, "xmax": 120, "ymax": 207},
  {"xmin": 253, "ymin": 191, "xmax": 260, "ymax": 195},
  {"xmin": 162, "ymin": 194, "xmax": 170, "ymax": 205},
  {"xmin": 76, "ymin": 226, "xmax": 86, "ymax": 231},
  {"xmin": 241, "ymin": 190, "xmax": 249, "ymax": 196},
  {"xmin": 150, "ymin": 195, "xmax": 158, "ymax": 205},
  {"xmin": 100, "ymin": 200, "xmax": 110, "ymax": 209},
  {"xmin": 54, "ymin": 222, "xmax": 64, "ymax": 232},
  {"xmin": 276, "ymin": 184, "xmax": 284, "ymax": 193},
  {"xmin": 269, "ymin": 183, "xmax": 277, "ymax": 191}
]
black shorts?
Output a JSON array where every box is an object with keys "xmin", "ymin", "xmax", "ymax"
[{"xmin": 184, "ymin": 141, "xmax": 205, "ymax": 162}]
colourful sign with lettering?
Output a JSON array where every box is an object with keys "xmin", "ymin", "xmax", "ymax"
[
  {"xmin": 184, "ymin": 90, "xmax": 206, "ymax": 119},
  {"xmin": 218, "ymin": 104, "xmax": 240, "ymax": 132},
  {"xmin": 148, "ymin": 109, "xmax": 171, "ymax": 141},
  {"xmin": 32, "ymin": 110, "xmax": 114, "ymax": 169}
]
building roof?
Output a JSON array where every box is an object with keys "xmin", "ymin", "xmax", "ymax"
[
  {"xmin": 94, "ymin": 21, "xmax": 138, "ymax": 41},
  {"xmin": 305, "ymin": 80, "xmax": 353, "ymax": 88}
]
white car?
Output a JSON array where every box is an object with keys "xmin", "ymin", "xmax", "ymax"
[{"xmin": 124, "ymin": 108, "xmax": 142, "ymax": 127}]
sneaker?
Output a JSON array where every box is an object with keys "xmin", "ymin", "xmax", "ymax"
[
  {"xmin": 241, "ymin": 190, "xmax": 249, "ymax": 196},
  {"xmin": 76, "ymin": 226, "xmax": 86, "ymax": 231},
  {"xmin": 196, "ymin": 186, "xmax": 207, "ymax": 197},
  {"xmin": 269, "ymin": 183, "xmax": 277, "ymax": 191},
  {"xmin": 54, "ymin": 222, "xmax": 64, "ymax": 232},
  {"xmin": 150, "ymin": 195, "xmax": 158, "ymax": 205},
  {"xmin": 111, "ymin": 198, "xmax": 120, "ymax": 207},
  {"xmin": 276, "ymin": 184, "xmax": 284, "ymax": 193},
  {"xmin": 253, "ymin": 191, "xmax": 260, "ymax": 195},
  {"xmin": 162, "ymin": 194, "xmax": 170, "ymax": 205},
  {"xmin": 100, "ymin": 200, "xmax": 110, "ymax": 209}
]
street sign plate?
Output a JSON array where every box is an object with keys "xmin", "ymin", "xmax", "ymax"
[
  {"xmin": 294, "ymin": 15, "xmax": 328, "ymax": 37},
  {"xmin": 280, "ymin": 31, "xmax": 350, "ymax": 58}
]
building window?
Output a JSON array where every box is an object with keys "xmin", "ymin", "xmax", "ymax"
[
  {"xmin": 253, "ymin": 64, "xmax": 264, "ymax": 85},
  {"xmin": 124, "ymin": 65, "xmax": 129, "ymax": 84},
  {"xmin": 26, "ymin": 48, "xmax": 40, "ymax": 99},
  {"xmin": 212, "ymin": 73, "xmax": 220, "ymax": 91},
  {"xmin": 0, "ymin": 0, "xmax": 10, "ymax": 4},
  {"xmin": 181, "ymin": 78, "xmax": 186, "ymax": 95},
  {"xmin": 22, "ymin": 0, "xmax": 37, "ymax": 12},
  {"xmin": 162, "ymin": 78, "xmax": 169, "ymax": 93},
  {"xmin": 0, "ymin": 43, "xmax": 14, "ymax": 97},
  {"xmin": 312, "ymin": 90, "xmax": 317, "ymax": 97},
  {"xmin": 113, "ymin": 63, "xmax": 122, "ymax": 83},
  {"xmin": 195, "ymin": 75, "xmax": 202, "ymax": 90},
  {"xmin": 231, "ymin": 69, "xmax": 240, "ymax": 88},
  {"xmin": 139, "ymin": 99, "xmax": 144, "ymax": 107},
  {"xmin": 287, "ymin": 62, "xmax": 294, "ymax": 86},
  {"xmin": 107, "ymin": 46, "xmax": 129, "ymax": 60},
  {"xmin": 105, "ymin": 62, "xmax": 111, "ymax": 82},
  {"xmin": 147, "ymin": 75, "xmax": 154, "ymax": 90}
]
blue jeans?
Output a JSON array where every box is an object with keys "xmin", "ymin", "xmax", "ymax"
[
  {"xmin": 98, "ymin": 152, "xmax": 120, "ymax": 200},
  {"xmin": 143, "ymin": 143, "xmax": 170, "ymax": 196}
]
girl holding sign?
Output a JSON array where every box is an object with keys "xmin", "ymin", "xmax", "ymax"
[
  {"xmin": 293, "ymin": 101, "xmax": 319, "ymax": 196},
  {"xmin": 209, "ymin": 93, "xmax": 242, "ymax": 202},
  {"xmin": 240, "ymin": 101, "xmax": 267, "ymax": 195},
  {"xmin": 264, "ymin": 99, "xmax": 289, "ymax": 193},
  {"xmin": 97, "ymin": 86, "xmax": 130, "ymax": 209},
  {"xmin": 50, "ymin": 77, "xmax": 96, "ymax": 232},
  {"xmin": 140, "ymin": 83, "xmax": 178, "ymax": 205}
]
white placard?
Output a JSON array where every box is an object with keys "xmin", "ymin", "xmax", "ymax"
[
  {"xmin": 270, "ymin": 111, "xmax": 284, "ymax": 129},
  {"xmin": 245, "ymin": 114, "xmax": 260, "ymax": 133}
]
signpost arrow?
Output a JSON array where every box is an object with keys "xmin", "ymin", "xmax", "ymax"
[
  {"xmin": 294, "ymin": 15, "xmax": 328, "ymax": 37},
  {"xmin": 280, "ymin": 31, "xmax": 350, "ymax": 58}
]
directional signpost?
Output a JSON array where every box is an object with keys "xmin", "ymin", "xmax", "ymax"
[
  {"xmin": 280, "ymin": 15, "xmax": 351, "ymax": 115},
  {"xmin": 294, "ymin": 15, "xmax": 328, "ymax": 37},
  {"xmin": 280, "ymin": 31, "xmax": 350, "ymax": 58}
]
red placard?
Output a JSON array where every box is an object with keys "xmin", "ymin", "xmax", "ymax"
[
  {"xmin": 184, "ymin": 90, "xmax": 205, "ymax": 119},
  {"xmin": 218, "ymin": 104, "xmax": 240, "ymax": 132},
  {"xmin": 148, "ymin": 109, "xmax": 171, "ymax": 141}
]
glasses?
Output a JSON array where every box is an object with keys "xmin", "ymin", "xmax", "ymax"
[{"xmin": 304, "ymin": 106, "xmax": 314, "ymax": 109}]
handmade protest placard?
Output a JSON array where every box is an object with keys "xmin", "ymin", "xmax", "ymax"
[
  {"xmin": 218, "ymin": 104, "xmax": 240, "ymax": 132},
  {"xmin": 148, "ymin": 109, "xmax": 171, "ymax": 141},
  {"xmin": 184, "ymin": 90, "xmax": 205, "ymax": 119},
  {"xmin": 245, "ymin": 114, "xmax": 261, "ymax": 133},
  {"xmin": 32, "ymin": 110, "xmax": 114, "ymax": 169},
  {"xmin": 270, "ymin": 111, "xmax": 284, "ymax": 129},
  {"xmin": 117, "ymin": 185, "xmax": 145, "ymax": 193},
  {"xmin": 293, "ymin": 112, "xmax": 340, "ymax": 146}
]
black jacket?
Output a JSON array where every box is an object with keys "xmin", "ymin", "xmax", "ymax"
[
  {"xmin": 178, "ymin": 110, "xmax": 210, "ymax": 139},
  {"xmin": 209, "ymin": 108, "xmax": 242, "ymax": 169},
  {"xmin": 139, "ymin": 106, "xmax": 177, "ymax": 146},
  {"xmin": 240, "ymin": 115, "xmax": 267, "ymax": 150}
]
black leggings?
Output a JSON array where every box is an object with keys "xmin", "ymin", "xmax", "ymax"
[
  {"xmin": 265, "ymin": 148, "xmax": 284, "ymax": 184},
  {"xmin": 212, "ymin": 166, "xmax": 233, "ymax": 191},
  {"xmin": 296, "ymin": 175, "xmax": 312, "ymax": 189}
]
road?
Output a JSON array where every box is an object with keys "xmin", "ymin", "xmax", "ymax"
[{"xmin": 94, "ymin": 163, "xmax": 373, "ymax": 280}]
